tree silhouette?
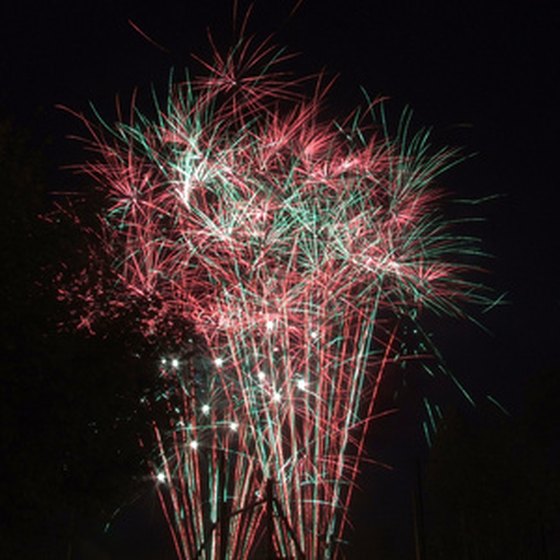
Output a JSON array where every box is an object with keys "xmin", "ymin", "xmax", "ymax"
[
  {"xmin": 0, "ymin": 117, "xmax": 154, "ymax": 559},
  {"xmin": 424, "ymin": 388, "xmax": 560, "ymax": 559}
]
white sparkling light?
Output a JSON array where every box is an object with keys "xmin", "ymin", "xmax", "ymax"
[
  {"xmin": 171, "ymin": 358, "xmax": 179, "ymax": 368},
  {"xmin": 201, "ymin": 404, "xmax": 210, "ymax": 415},
  {"xmin": 266, "ymin": 319, "xmax": 275, "ymax": 331},
  {"xmin": 272, "ymin": 391, "xmax": 281, "ymax": 403},
  {"xmin": 214, "ymin": 357, "xmax": 224, "ymax": 368},
  {"xmin": 310, "ymin": 330, "xmax": 318, "ymax": 340},
  {"xmin": 189, "ymin": 440, "xmax": 199, "ymax": 450},
  {"xmin": 161, "ymin": 358, "xmax": 167, "ymax": 365},
  {"xmin": 297, "ymin": 379, "xmax": 308, "ymax": 391},
  {"xmin": 229, "ymin": 421, "xmax": 239, "ymax": 432},
  {"xmin": 156, "ymin": 472, "xmax": 166, "ymax": 483},
  {"xmin": 257, "ymin": 371, "xmax": 266, "ymax": 381}
]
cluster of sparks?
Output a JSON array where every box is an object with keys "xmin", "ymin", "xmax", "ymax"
[{"xmin": 64, "ymin": 35, "xmax": 489, "ymax": 559}]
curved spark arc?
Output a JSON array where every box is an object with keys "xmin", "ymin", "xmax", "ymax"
[{"xmin": 62, "ymin": 33, "xmax": 490, "ymax": 559}]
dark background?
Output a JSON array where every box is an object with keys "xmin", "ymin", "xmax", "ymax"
[{"xmin": 1, "ymin": 1, "xmax": 558, "ymax": 558}]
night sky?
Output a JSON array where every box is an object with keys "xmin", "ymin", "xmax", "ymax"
[{"xmin": 1, "ymin": 1, "xmax": 559, "ymax": 558}]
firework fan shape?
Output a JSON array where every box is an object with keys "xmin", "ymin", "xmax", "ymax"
[{"xmin": 63, "ymin": 33, "xmax": 490, "ymax": 560}]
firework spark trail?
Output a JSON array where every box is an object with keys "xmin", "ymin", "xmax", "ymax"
[{"xmin": 63, "ymin": 35, "xmax": 490, "ymax": 559}]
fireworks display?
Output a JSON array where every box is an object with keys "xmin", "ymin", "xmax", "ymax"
[{"xmin": 63, "ymin": 33, "xmax": 489, "ymax": 559}]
